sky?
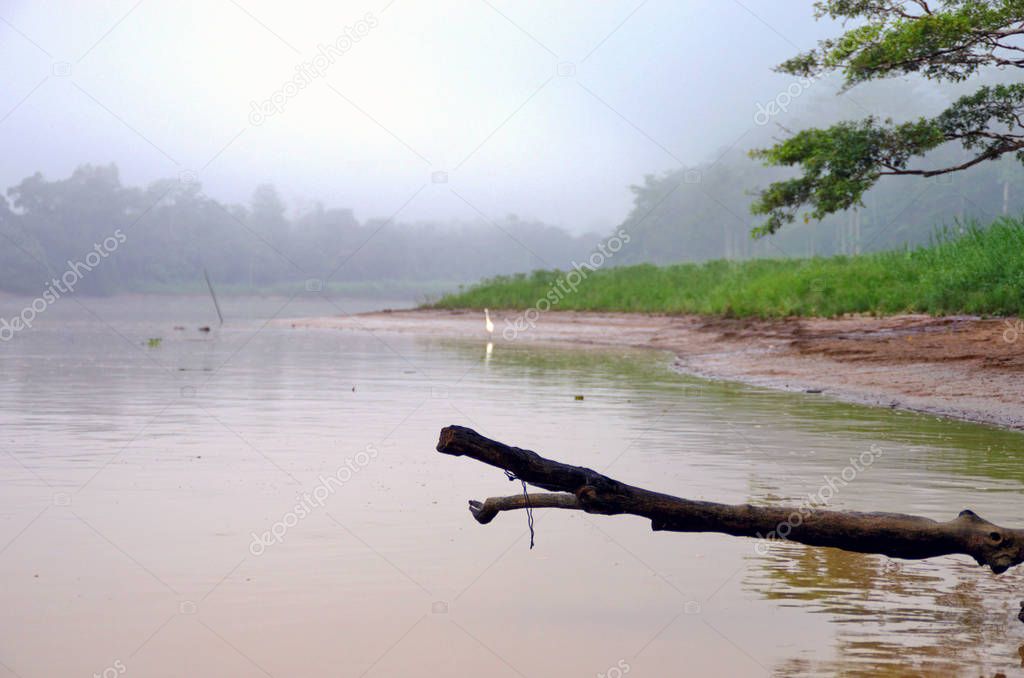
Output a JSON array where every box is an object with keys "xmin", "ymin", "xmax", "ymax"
[{"xmin": 0, "ymin": 1, "xmax": 839, "ymax": 233}]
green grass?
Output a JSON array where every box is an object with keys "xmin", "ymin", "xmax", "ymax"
[{"xmin": 433, "ymin": 218, "xmax": 1024, "ymax": 317}]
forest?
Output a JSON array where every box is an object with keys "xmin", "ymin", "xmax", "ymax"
[{"xmin": 0, "ymin": 164, "xmax": 599, "ymax": 296}]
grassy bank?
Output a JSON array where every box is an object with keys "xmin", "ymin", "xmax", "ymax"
[{"xmin": 434, "ymin": 218, "xmax": 1024, "ymax": 317}]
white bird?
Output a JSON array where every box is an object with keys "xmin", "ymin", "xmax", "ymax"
[{"xmin": 484, "ymin": 308, "xmax": 494, "ymax": 335}]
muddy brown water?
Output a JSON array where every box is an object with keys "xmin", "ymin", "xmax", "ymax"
[{"xmin": 1, "ymin": 295, "xmax": 1023, "ymax": 677}]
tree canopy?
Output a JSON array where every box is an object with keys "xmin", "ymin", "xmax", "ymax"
[{"xmin": 751, "ymin": 0, "xmax": 1024, "ymax": 236}]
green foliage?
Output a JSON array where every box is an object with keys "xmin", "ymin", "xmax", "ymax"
[
  {"xmin": 753, "ymin": 1, "xmax": 1024, "ymax": 235},
  {"xmin": 750, "ymin": 116, "xmax": 948, "ymax": 236},
  {"xmin": 784, "ymin": 1, "xmax": 1024, "ymax": 85},
  {"xmin": 434, "ymin": 217, "xmax": 1024, "ymax": 317},
  {"xmin": 616, "ymin": 104, "xmax": 1024, "ymax": 265}
]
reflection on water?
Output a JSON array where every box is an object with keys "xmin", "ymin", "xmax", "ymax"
[
  {"xmin": 1, "ymin": 295, "xmax": 1023, "ymax": 677},
  {"xmin": 751, "ymin": 545, "xmax": 1024, "ymax": 676}
]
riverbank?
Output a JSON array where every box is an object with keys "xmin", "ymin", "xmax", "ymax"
[
  {"xmin": 284, "ymin": 309, "xmax": 1024, "ymax": 430},
  {"xmin": 434, "ymin": 220, "xmax": 1024, "ymax": 317}
]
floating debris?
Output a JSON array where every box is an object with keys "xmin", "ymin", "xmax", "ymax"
[
  {"xmin": 198, "ymin": 326, "xmax": 211, "ymax": 333},
  {"xmin": 146, "ymin": 338, "xmax": 162, "ymax": 348},
  {"xmin": 574, "ymin": 395, "xmax": 584, "ymax": 401}
]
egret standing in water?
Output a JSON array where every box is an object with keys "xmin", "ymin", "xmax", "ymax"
[{"xmin": 484, "ymin": 309, "xmax": 495, "ymax": 360}]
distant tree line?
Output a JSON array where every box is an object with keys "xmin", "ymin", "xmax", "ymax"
[
  {"xmin": 616, "ymin": 142, "xmax": 1024, "ymax": 265},
  {"xmin": 616, "ymin": 75, "xmax": 1024, "ymax": 265},
  {"xmin": 0, "ymin": 164, "xmax": 600, "ymax": 296}
]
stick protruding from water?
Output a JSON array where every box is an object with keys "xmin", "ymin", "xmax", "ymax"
[{"xmin": 203, "ymin": 268, "xmax": 224, "ymax": 326}]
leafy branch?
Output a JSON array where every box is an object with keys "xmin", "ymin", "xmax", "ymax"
[{"xmin": 752, "ymin": 1, "xmax": 1024, "ymax": 236}]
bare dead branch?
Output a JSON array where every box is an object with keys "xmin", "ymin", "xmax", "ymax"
[{"xmin": 437, "ymin": 425, "xmax": 1024, "ymax": 574}]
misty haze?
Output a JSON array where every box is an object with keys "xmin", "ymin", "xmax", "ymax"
[{"xmin": 2, "ymin": 2, "xmax": 1024, "ymax": 676}]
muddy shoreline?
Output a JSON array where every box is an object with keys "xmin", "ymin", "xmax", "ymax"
[{"xmin": 284, "ymin": 309, "xmax": 1024, "ymax": 431}]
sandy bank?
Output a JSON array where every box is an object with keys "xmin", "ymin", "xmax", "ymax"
[{"xmin": 284, "ymin": 309, "xmax": 1024, "ymax": 431}]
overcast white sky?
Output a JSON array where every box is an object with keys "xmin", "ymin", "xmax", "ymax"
[{"xmin": 1, "ymin": 1, "xmax": 839, "ymax": 232}]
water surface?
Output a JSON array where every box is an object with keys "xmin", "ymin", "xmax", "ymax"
[{"xmin": 1, "ymin": 295, "xmax": 1022, "ymax": 677}]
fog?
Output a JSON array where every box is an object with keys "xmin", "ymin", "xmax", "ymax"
[
  {"xmin": 0, "ymin": 1, "xmax": 1011, "ymax": 295},
  {"xmin": 1, "ymin": 1, "xmax": 840, "ymax": 230}
]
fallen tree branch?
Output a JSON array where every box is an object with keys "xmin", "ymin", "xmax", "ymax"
[{"xmin": 436, "ymin": 425, "xmax": 1024, "ymax": 574}]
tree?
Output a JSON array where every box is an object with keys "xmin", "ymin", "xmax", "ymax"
[
  {"xmin": 751, "ymin": 0, "xmax": 1024, "ymax": 236},
  {"xmin": 4, "ymin": 164, "xmax": 137, "ymax": 294},
  {"xmin": 0, "ymin": 164, "xmax": 602, "ymax": 295}
]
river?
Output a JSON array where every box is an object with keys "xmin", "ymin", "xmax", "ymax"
[{"xmin": 0, "ymin": 295, "xmax": 1022, "ymax": 677}]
